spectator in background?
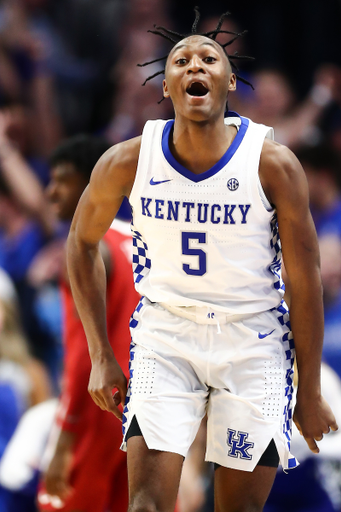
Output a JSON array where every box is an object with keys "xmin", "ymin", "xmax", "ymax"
[
  {"xmin": 45, "ymin": 0, "xmax": 127, "ymax": 135},
  {"xmin": 296, "ymin": 144, "xmax": 341, "ymax": 239},
  {"xmin": 243, "ymin": 66, "xmax": 338, "ymax": 150},
  {"xmin": 105, "ymin": 32, "xmax": 173, "ymax": 144},
  {"xmin": 0, "ymin": 159, "xmax": 61, "ymax": 375},
  {"xmin": 324, "ymin": 66, "xmax": 341, "ymax": 159},
  {"xmin": 0, "ymin": 0, "xmax": 63, "ymax": 157},
  {"xmin": 330, "ymin": 116, "xmax": 341, "ymax": 160},
  {"xmin": 0, "ymin": 102, "xmax": 63, "ymax": 381},
  {"xmin": 0, "ymin": 267, "xmax": 52, "ymax": 511},
  {"xmin": 0, "ymin": 103, "xmax": 61, "ymax": 228},
  {"xmin": 0, "ymin": 172, "xmax": 54, "ymax": 361},
  {"xmin": 0, "ymin": 0, "xmax": 127, "ymax": 137},
  {"xmin": 0, "ymin": 175, "xmax": 46, "ymax": 285},
  {"xmin": 37, "ymin": 135, "xmax": 139, "ymax": 512},
  {"xmin": 297, "ymin": 144, "xmax": 341, "ymax": 379},
  {"xmin": 0, "ymin": 0, "xmax": 128, "ymax": 141},
  {"xmin": 0, "ymin": 269, "xmax": 29, "ymax": 497},
  {"xmin": 0, "ymin": 398, "xmax": 58, "ymax": 512},
  {"xmin": 319, "ymin": 235, "xmax": 341, "ymax": 379},
  {"xmin": 105, "ymin": 0, "xmax": 173, "ymax": 143},
  {"xmin": 0, "ymin": 289, "xmax": 51, "ymax": 411}
]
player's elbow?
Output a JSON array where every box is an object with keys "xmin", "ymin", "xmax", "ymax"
[{"xmin": 67, "ymin": 229, "xmax": 97, "ymax": 261}]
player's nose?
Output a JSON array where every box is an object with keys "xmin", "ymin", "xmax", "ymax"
[
  {"xmin": 187, "ymin": 54, "xmax": 204, "ymax": 74},
  {"xmin": 46, "ymin": 182, "xmax": 58, "ymax": 202}
]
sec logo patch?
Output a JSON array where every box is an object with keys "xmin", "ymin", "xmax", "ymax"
[{"xmin": 227, "ymin": 178, "xmax": 239, "ymax": 191}]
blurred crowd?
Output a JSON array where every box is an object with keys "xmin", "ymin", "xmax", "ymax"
[{"xmin": 0, "ymin": 0, "xmax": 340, "ymax": 511}]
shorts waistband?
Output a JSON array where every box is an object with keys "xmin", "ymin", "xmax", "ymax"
[{"xmin": 159, "ymin": 303, "xmax": 255, "ymax": 326}]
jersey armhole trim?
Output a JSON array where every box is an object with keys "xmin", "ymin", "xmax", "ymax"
[
  {"xmin": 257, "ymin": 126, "xmax": 275, "ymax": 212},
  {"xmin": 129, "ymin": 119, "xmax": 167, "ymax": 204},
  {"xmin": 257, "ymin": 174, "xmax": 273, "ymax": 212}
]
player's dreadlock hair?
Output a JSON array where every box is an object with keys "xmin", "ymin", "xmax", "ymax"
[{"xmin": 138, "ymin": 6, "xmax": 254, "ymax": 103}]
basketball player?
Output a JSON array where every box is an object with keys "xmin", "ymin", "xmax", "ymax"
[
  {"xmin": 66, "ymin": 11, "xmax": 338, "ymax": 512},
  {"xmin": 37, "ymin": 136, "xmax": 139, "ymax": 512}
]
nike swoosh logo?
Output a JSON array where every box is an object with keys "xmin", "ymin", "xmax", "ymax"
[
  {"xmin": 150, "ymin": 177, "xmax": 172, "ymax": 185},
  {"xmin": 258, "ymin": 329, "xmax": 275, "ymax": 339}
]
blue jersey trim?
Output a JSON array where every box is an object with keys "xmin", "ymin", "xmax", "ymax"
[{"xmin": 161, "ymin": 112, "xmax": 249, "ymax": 183}]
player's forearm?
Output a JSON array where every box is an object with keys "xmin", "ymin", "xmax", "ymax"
[
  {"xmin": 66, "ymin": 230, "xmax": 114, "ymax": 362},
  {"xmin": 289, "ymin": 271, "xmax": 324, "ymax": 396},
  {"xmin": 60, "ymin": 360, "xmax": 92, "ymax": 426},
  {"xmin": 56, "ymin": 429, "xmax": 76, "ymax": 452}
]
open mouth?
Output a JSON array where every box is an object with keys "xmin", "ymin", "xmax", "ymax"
[{"xmin": 186, "ymin": 82, "xmax": 209, "ymax": 97}]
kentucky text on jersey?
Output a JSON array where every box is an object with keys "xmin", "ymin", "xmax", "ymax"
[{"xmin": 140, "ymin": 197, "xmax": 251, "ymax": 225}]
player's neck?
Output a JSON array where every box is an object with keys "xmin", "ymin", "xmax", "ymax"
[{"xmin": 170, "ymin": 117, "xmax": 237, "ymax": 175}]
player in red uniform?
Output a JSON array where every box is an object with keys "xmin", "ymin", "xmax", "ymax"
[{"xmin": 37, "ymin": 135, "xmax": 139, "ymax": 512}]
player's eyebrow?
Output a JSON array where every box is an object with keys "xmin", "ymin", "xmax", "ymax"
[{"xmin": 171, "ymin": 44, "xmax": 186, "ymax": 52}]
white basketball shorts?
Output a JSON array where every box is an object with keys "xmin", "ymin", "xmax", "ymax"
[{"xmin": 121, "ymin": 297, "xmax": 298, "ymax": 472}]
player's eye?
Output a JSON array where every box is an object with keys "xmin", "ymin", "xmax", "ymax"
[
  {"xmin": 175, "ymin": 57, "xmax": 187, "ymax": 65},
  {"xmin": 204, "ymin": 56, "xmax": 217, "ymax": 63}
]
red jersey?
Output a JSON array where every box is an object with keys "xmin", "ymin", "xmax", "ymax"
[{"xmin": 56, "ymin": 227, "xmax": 139, "ymax": 433}]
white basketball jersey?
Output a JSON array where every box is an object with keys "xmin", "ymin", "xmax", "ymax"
[{"xmin": 129, "ymin": 112, "xmax": 284, "ymax": 314}]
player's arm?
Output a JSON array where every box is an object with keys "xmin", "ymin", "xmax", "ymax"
[
  {"xmin": 44, "ymin": 430, "xmax": 74, "ymax": 500},
  {"xmin": 259, "ymin": 139, "xmax": 338, "ymax": 453},
  {"xmin": 61, "ymin": 239, "xmax": 112, "ymax": 288},
  {"xmin": 66, "ymin": 136, "xmax": 140, "ymax": 420}
]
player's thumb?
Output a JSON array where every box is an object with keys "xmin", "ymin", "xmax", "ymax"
[
  {"xmin": 112, "ymin": 390, "xmax": 125, "ymax": 421},
  {"xmin": 113, "ymin": 387, "xmax": 127, "ymax": 409}
]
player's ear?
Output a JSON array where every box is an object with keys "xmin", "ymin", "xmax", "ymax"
[
  {"xmin": 228, "ymin": 73, "xmax": 237, "ymax": 92},
  {"xmin": 163, "ymin": 79, "xmax": 170, "ymax": 98}
]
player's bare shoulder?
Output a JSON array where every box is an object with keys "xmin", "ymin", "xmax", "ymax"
[
  {"xmin": 90, "ymin": 136, "xmax": 141, "ymax": 200},
  {"xmin": 259, "ymin": 138, "xmax": 308, "ymax": 207}
]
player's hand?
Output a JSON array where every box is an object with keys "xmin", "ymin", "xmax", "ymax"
[
  {"xmin": 88, "ymin": 348, "xmax": 127, "ymax": 420},
  {"xmin": 293, "ymin": 393, "xmax": 338, "ymax": 454},
  {"xmin": 44, "ymin": 447, "xmax": 73, "ymax": 500}
]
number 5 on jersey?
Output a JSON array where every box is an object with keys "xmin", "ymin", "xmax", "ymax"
[{"xmin": 181, "ymin": 232, "xmax": 207, "ymax": 276}]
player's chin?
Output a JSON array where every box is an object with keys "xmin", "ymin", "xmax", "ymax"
[
  {"xmin": 53, "ymin": 204, "xmax": 71, "ymax": 222},
  {"xmin": 185, "ymin": 107, "xmax": 214, "ymax": 122},
  {"xmin": 186, "ymin": 98, "xmax": 221, "ymax": 119},
  {"xmin": 51, "ymin": 203, "xmax": 62, "ymax": 218}
]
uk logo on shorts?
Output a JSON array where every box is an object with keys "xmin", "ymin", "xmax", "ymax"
[
  {"xmin": 227, "ymin": 428, "xmax": 254, "ymax": 460},
  {"xmin": 227, "ymin": 178, "xmax": 239, "ymax": 191}
]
